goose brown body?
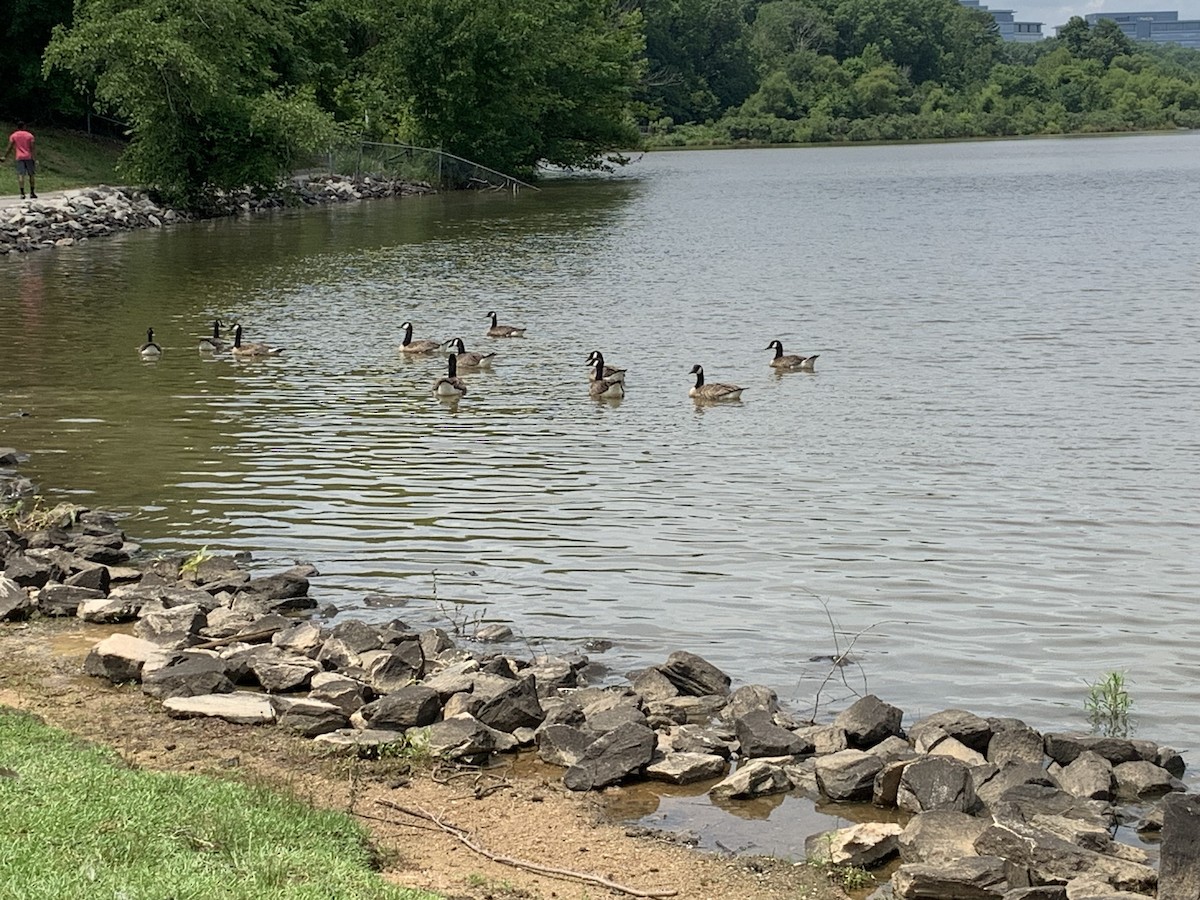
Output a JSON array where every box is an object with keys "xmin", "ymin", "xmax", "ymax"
[
  {"xmin": 400, "ymin": 321, "xmax": 441, "ymax": 354},
  {"xmin": 447, "ymin": 337, "xmax": 495, "ymax": 367},
  {"xmin": 198, "ymin": 319, "xmax": 226, "ymax": 352},
  {"xmin": 585, "ymin": 350, "xmax": 626, "ymax": 383},
  {"xmin": 688, "ymin": 364, "xmax": 743, "ymax": 401},
  {"xmin": 765, "ymin": 339, "xmax": 818, "ymax": 371},
  {"xmin": 589, "ymin": 353, "xmax": 625, "ymax": 399},
  {"xmin": 232, "ymin": 324, "xmax": 284, "ymax": 358},
  {"xmin": 485, "ymin": 311, "xmax": 526, "ymax": 338}
]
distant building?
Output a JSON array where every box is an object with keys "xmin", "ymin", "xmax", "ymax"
[
  {"xmin": 959, "ymin": 0, "xmax": 1045, "ymax": 42},
  {"xmin": 1080, "ymin": 11, "xmax": 1200, "ymax": 49}
]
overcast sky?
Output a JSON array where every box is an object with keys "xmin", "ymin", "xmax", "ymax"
[{"xmin": 1006, "ymin": 0, "xmax": 1200, "ymax": 28}]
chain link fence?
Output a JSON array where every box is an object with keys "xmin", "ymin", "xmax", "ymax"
[{"xmin": 300, "ymin": 141, "xmax": 537, "ymax": 192}]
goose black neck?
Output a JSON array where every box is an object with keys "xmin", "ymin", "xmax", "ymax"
[
  {"xmin": 233, "ymin": 325, "xmax": 243, "ymax": 348},
  {"xmin": 488, "ymin": 312, "xmax": 498, "ymax": 326},
  {"xmin": 772, "ymin": 342, "xmax": 783, "ymax": 359},
  {"xmin": 402, "ymin": 322, "xmax": 413, "ymax": 346},
  {"xmin": 694, "ymin": 368, "xmax": 705, "ymax": 387},
  {"xmin": 594, "ymin": 357, "xmax": 606, "ymax": 380},
  {"xmin": 447, "ymin": 354, "xmax": 458, "ymax": 376},
  {"xmin": 212, "ymin": 321, "xmax": 222, "ymax": 339}
]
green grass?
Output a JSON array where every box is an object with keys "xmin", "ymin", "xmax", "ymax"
[
  {"xmin": 0, "ymin": 708, "xmax": 440, "ymax": 900},
  {"xmin": 0, "ymin": 121, "xmax": 124, "ymax": 196}
]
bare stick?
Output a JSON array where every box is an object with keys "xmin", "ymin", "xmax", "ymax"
[
  {"xmin": 375, "ymin": 800, "xmax": 678, "ymax": 899},
  {"xmin": 190, "ymin": 625, "xmax": 283, "ymax": 650}
]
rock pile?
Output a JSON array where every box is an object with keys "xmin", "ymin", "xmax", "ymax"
[
  {"xmin": 3, "ymin": 493, "xmax": 1198, "ymax": 899},
  {"xmin": 0, "ymin": 175, "xmax": 434, "ymax": 255}
]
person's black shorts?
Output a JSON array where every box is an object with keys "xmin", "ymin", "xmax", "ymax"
[{"xmin": 16, "ymin": 159, "xmax": 35, "ymax": 175}]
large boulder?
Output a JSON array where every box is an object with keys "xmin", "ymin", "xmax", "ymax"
[
  {"xmin": 898, "ymin": 810, "xmax": 989, "ymax": 864},
  {"xmin": 1044, "ymin": 734, "xmax": 1140, "ymax": 767},
  {"xmin": 362, "ymin": 642, "xmax": 425, "ymax": 694},
  {"xmin": 814, "ymin": 749, "xmax": 885, "ymax": 802},
  {"xmin": 974, "ymin": 822, "xmax": 1157, "ymax": 893},
  {"xmin": 538, "ymin": 724, "xmax": 595, "ymax": 768},
  {"xmin": 735, "ymin": 709, "xmax": 812, "ymax": 759},
  {"xmin": 142, "ymin": 655, "xmax": 235, "ymax": 700},
  {"xmin": 563, "ymin": 722, "xmax": 656, "ymax": 791},
  {"xmin": 0, "ymin": 574, "xmax": 34, "ymax": 620},
  {"xmin": 1159, "ymin": 792, "xmax": 1200, "ymax": 900},
  {"xmin": 474, "ymin": 676, "xmax": 544, "ymax": 733},
  {"xmin": 426, "ymin": 714, "xmax": 515, "ymax": 760},
  {"xmin": 710, "ymin": 759, "xmax": 792, "ymax": 801},
  {"xmin": 83, "ymin": 633, "xmax": 161, "ymax": 683},
  {"xmin": 360, "ymin": 684, "xmax": 441, "ymax": 731},
  {"xmin": 38, "ymin": 583, "xmax": 104, "ymax": 617},
  {"xmin": 891, "ymin": 856, "xmax": 1010, "ymax": 899},
  {"xmin": 658, "ymin": 651, "xmax": 731, "ymax": 697},
  {"xmin": 272, "ymin": 697, "xmax": 349, "ymax": 737},
  {"xmin": 1112, "ymin": 760, "xmax": 1185, "ymax": 800},
  {"xmin": 834, "ymin": 695, "xmax": 905, "ymax": 749},
  {"xmin": 246, "ymin": 647, "xmax": 322, "ymax": 693},
  {"xmin": 897, "ymin": 757, "xmax": 978, "ymax": 814},
  {"xmin": 806, "ymin": 822, "xmax": 902, "ymax": 870},
  {"xmin": 909, "ymin": 709, "xmax": 993, "ymax": 754},
  {"xmin": 1057, "ymin": 751, "xmax": 1115, "ymax": 802},
  {"xmin": 645, "ymin": 752, "xmax": 728, "ymax": 785},
  {"xmin": 988, "ymin": 723, "xmax": 1046, "ymax": 767}
]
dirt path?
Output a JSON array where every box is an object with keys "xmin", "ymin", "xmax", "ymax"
[{"xmin": 0, "ymin": 619, "xmax": 849, "ymax": 900}]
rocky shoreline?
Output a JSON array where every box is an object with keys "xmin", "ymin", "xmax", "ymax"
[
  {"xmin": 2, "ymin": 454, "xmax": 1199, "ymax": 899},
  {"xmin": 0, "ymin": 175, "xmax": 435, "ymax": 255}
]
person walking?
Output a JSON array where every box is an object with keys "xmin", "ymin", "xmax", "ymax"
[{"xmin": 3, "ymin": 122, "xmax": 37, "ymax": 200}]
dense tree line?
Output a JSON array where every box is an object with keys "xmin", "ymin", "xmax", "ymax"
[
  {"xmin": 4, "ymin": 0, "xmax": 1200, "ymax": 209},
  {"xmin": 638, "ymin": 0, "xmax": 1200, "ymax": 145}
]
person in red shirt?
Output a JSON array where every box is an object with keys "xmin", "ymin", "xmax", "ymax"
[{"xmin": 2, "ymin": 122, "xmax": 37, "ymax": 200}]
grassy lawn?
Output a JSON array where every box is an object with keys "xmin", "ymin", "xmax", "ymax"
[
  {"xmin": 0, "ymin": 708, "xmax": 440, "ymax": 900},
  {"xmin": 0, "ymin": 121, "xmax": 124, "ymax": 196}
]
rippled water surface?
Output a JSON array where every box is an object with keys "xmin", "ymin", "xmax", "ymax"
[{"xmin": 3, "ymin": 137, "xmax": 1199, "ymax": 786}]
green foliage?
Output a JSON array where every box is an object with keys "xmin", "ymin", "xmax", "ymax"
[
  {"xmin": 0, "ymin": 0, "xmax": 82, "ymax": 120},
  {"xmin": 363, "ymin": 0, "xmax": 645, "ymax": 177},
  {"xmin": 1085, "ymin": 671, "xmax": 1134, "ymax": 737},
  {"xmin": 44, "ymin": 0, "xmax": 338, "ymax": 211},
  {"xmin": 0, "ymin": 709, "xmax": 439, "ymax": 899}
]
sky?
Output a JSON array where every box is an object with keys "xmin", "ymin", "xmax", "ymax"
[{"xmin": 1005, "ymin": 0, "xmax": 1200, "ymax": 27}]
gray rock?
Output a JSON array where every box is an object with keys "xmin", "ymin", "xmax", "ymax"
[
  {"xmin": 670, "ymin": 723, "xmax": 734, "ymax": 758},
  {"xmin": 3, "ymin": 551, "xmax": 65, "ymax": 588},
  {"xmin": 644, "ymin": 694, "xmax": 726, "ymax": 725},
  {"xmin": 1160, "ymin": 792, "xmax": 1200, "ymax": 900},
  {"xmin": 246, "ymin": 647, "xmax": 322, "ymax": 693},
  {"xmin": 1003, "ymin": 890, "xmax": 1066, "ymax": 900},
  {"xmin": 659, "ymin": 651, "xmax": 731, "ymax": 697},
  {"xmin": 874, "ymin": 758, "xmax": 916, "ymax": 807},
  {"xmin": 735, "ymin": 708, "xmax": 812, "ymax": 759},
  {"xmin": 563, "ymin": 722, "xmax": 657, "ymax": 791},
  {"xmin": 631, "ymin": 666, "xmax": 679, "ymax": 702},
  {"xmin": 361, "ymin": 684, "xmax": 441, "ymax": 731},
  {"xmin": 0, "ymin": 574, "xmax": 34, "ymax": 620},
  {"xmin": 898, "ymin": 810, "xmax": 988, "ymax": 864},
  {"xmin": 806, "ymin": 822, "xmax": 902, "ymax": 870},
  {"xmin": 272, "ymin": 697, "xmax": 349, "ymax": 737},
  {"xmin": 526, "ymin": 657, "xmax": 577, "ymax": 696},
  {"xmin": 134, "ymin": 603, "xmax": 207, "ymax": 646},
  {"xmin": 76, "ymin": 593, "xmax": 143, "ymax": 623},
  {"xmin": 538, "ymin": 724, "xmax": 595, "ymax": 767},
  {"xmin": 363, "ymin": 642, "xmax": 425, "ymax": 694},
  {"xmin": 38, "ymin": 583, "xmax": 104, "ymax": 616},
  {"xmin": 991, "ymin": 783, "xmax": 1114, "ymax": 832},
  {"xmin": 236, "ymin": 571, "xmax": 314, "ymax": 611},
  {"xmin": 142, "ymin": 655, "xmax": 235, "ymax": 700},
  {"xmin": 271, "ymin": 621, "xmax": 324, "ymax": 657},
  {"xmin": 869, "ymin": 735, "xmax": 919, "ymax": 761},
  {"xmin": 834, "ymin": 694, "xmax": 905, "ymax": 749},
  {"xmin": 645, "ymin": 752, "xmax": 728, "ymax": 785},
  {"xmin": 586, "ymin": 704, "xmax": 649, "ymax": 734},
  {"xmin": 794, "ymin": 724, "xmax": 849, "ymax": 755},
  {"xmin": 83, "ymin": 633, "xmax": 161, "ymax": 683},
  {"xmin": 419, "ymin": 627, "xmax": 455, "ymax": 662},
  {"xmin": 474, "ymin": 623, "xmax": 512, "ymax": 643},
  {"xmin": 312, "ymin": 728, "xmax": 406, "ymax": 754},
  {"xmin": 328, "ymin": 618, "xmax": 383, "ymax": 653},
  {"xmin": 422, "ymin": 659, "xmax": 481, "ymax": 700},
  {"xmin": 814, "ymin": 749, "xmax": 885, "ymax": 802},
  {"xmin": 710, "ymin": 759, "xmax": 792, "ymax": 800},
  {"xmin": 163, "ymin": 693, "xmax": 275, "ymax": 725},
  {"xmin": 1062, "ymin": 877, "xmax": 1148, "ymax": 900},
  {"xmin": 426, "ymin": 713, "xmax": 516, "ymax": 759},
  {"xmin": 474, "ymin": 675, "xmax": 544, "ymax": 733},
  {"xmin": 1058, "ymin": 751, "xmax": 1115, "ymax": 801},
  {"xmin": 973, "ymin": 822, "xmax": 1157, "ymax": 893},
  {"xmin": 308, "ymin": 673, "xmax": 370, "ymax": 716},
  {"xmin": 722, "ymin": 684, "xmax": 781, "ymax": 720},
  {"xmin": 897, "ymin": 756, "xmax": 979, "ymax": 814},
  {"xmin": 1112, "ymin": 759, "xmax": 1185, "ymax": 800},
  {"xmin": 1044, "ymin": 733, "xmax": 1140, "ymax": 767},
  {"xmin": 989, "ymin": 725, "xmax": 1048, "ymax": 767},
  {"xmin": 891, "ymin": 856, "xmax": 1010, "ymax": 899},
  {"xmin": 1155, "ymin": 746, "xmax": 1186, "ymax": 779},
  {"xmin": 65, "ymin": 564, "xmax": 111, "ymax": 594},
  {"xmin": 976, "ymin": 762, "xmax": 1060, "ymax": 810},
  {"xmin": 915, "ymin": 728, "xmax": 988, "ymax": 766},
  {"xmin": 909, "ymin": 709, "xmax": 993, "ymax": 754},
  {"xmin": 315, "ymin": 636, "xmax": 363, "ymax": 671}
]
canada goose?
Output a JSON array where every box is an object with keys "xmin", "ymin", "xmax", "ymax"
[
  {"xmin": 400, "ymin": 321, "xmax": 441, "ymax": 354},
  {"xmin": 589, "ymin": 354, "xmax": 625, "ymax": 399},
  {"xmin": 689, "ymin": 364, "xmax": 744, "ymax": 401},
  {"xmin": 585, "ymin": 350, "xmax": 626, "ymax": 384},
  {"xmin": 198, "ymin": 319, "xmax": 227, "ymax": 352},
  {"xmin": 765, "ymin": 339, "xmax": 818, "ymax": 371},
  {"xmin": 231, "ymin": 324, "xmax": 284, "ymax": 359},
  {"xmin": 485, "ymin": 311, "xmax": 526, "ymax": 338},
  {"xmin": 139, "ymin": 328, "xmax": 162, "ymax": 359},
  {"xmin": 446, "ymin": 337, "xmax": 495, "ymax": 367},
  {"xmin": 434, "ymin": 353, "xmax": 469, "ymax": 397}
]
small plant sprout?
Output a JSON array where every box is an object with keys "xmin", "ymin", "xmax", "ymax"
[
  {"xmin": 180, "ymin": 545, "xmax": 214, "ymax": 576},
  {"xmin": 1084, "ymin": 670, "xmax": 1133, "ymax": 738}
]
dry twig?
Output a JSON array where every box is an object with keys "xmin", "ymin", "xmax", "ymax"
[{"xmin": 375, "ymin": 799, "xmax": 678, "ymax": 898}]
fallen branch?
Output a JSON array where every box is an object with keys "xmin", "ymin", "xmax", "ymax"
[
  {"xmin": 375, "ymin": 799, "xmax": 678, "ymax": 899},
  {"xmin": 191, "ymin": 625, "xmax": 284, "ymax": 651}
]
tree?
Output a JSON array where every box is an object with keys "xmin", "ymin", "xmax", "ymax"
[
  {"xmin": 0, "ymin": 0, "xmax": 81, "ymax": 120},
  {"xmin": 364, "ymin": 0, "xmax": 644, "ymax": 176},
  {"xmin": 45, "ymin": 0, "xmax": 337, "ymax": 210}
]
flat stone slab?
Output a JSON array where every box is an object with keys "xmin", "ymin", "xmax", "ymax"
[
  {"xmin": 312, "ymin": 728, "xmax": 407, "ymax": 753},
  {"xmin": 162, "ymin": 693, "xmax": 275, "ymax": 725}
]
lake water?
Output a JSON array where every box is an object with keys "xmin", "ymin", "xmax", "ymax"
[{"xmin": 3, "ymin": 135, "xmax": 1199, "ymax": 817}]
